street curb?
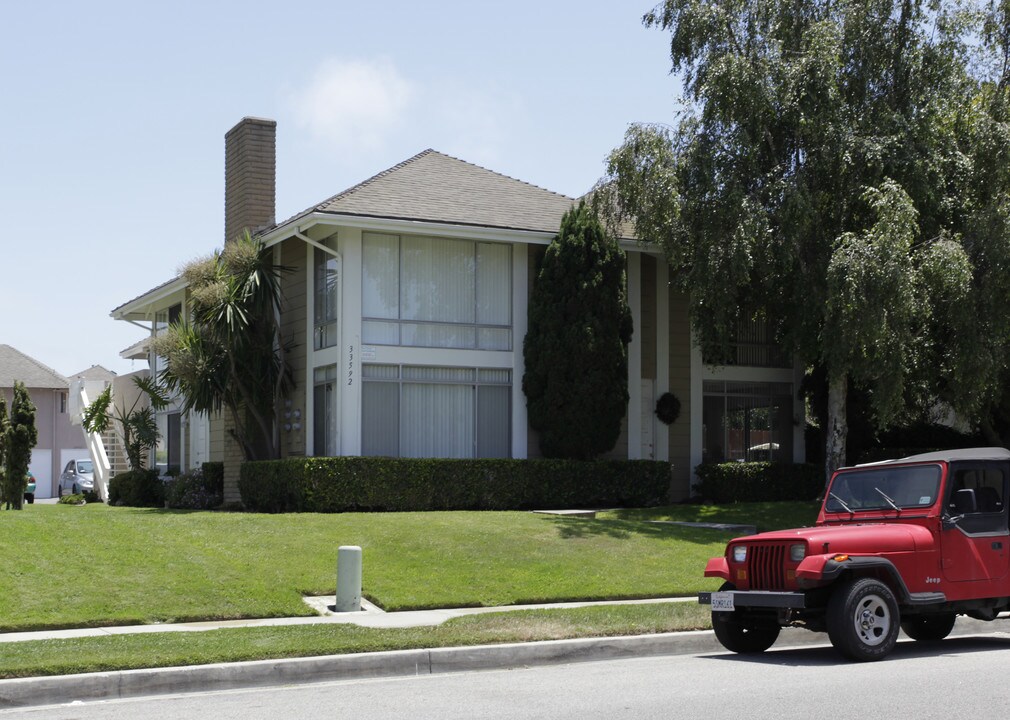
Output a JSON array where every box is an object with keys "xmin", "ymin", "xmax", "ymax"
[
  {"xmin": 0, "ymin": 620, "xmax": 1005, "ymax": 709},
  {"xmin": 0, "ymin": 629, "xmax": 812, "ymax": 709}
]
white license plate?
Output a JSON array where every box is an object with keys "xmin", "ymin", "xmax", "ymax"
[{"xmin": 710, "ymin": 591, "xmax": 735, "ymax": 612}]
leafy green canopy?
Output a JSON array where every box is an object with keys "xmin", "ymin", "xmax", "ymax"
[
  {"xmin": 153, "ymin": 232, "xmax": 291, "ymax": 461},
  {"xmin": 598, "ymin": 0, "xmax": 1010, "ymax": 466},
  {"xmin": 523, "ymin": 200, "xmax": 634, "ymax": 459}
]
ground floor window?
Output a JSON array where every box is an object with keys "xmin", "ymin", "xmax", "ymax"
[
  {"xmin": 702, "ymin": 381, "xmax": 793, "ymax": 463},
  {"xmin": 313, "ymin": 365, "xmax": 338, "ymax": 456},
  {"xmin": 155, "ymin": 411, "xmax": 181, "ymax": 475},
  {"xmin": 361, "ymin": 364, "xmax": 510, "ymax": 458}
]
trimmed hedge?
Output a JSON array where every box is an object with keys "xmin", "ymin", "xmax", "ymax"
[
  {"xmin": 239, "ymin": 457, "xmax": 672, "ymax": 513},
  {"xmin": 108, "ymin": 469, "xmax": 165, "ymax": 508},
  {"xmin": 694, "ymin": 462, "xmax": 821, "ymax": 504},
  {"xmin": 201, "ymin": 462, "xmax": 225, "ymax": 496}
]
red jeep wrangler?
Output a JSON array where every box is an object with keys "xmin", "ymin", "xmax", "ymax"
[{"xmin": 699, "ymin": 447, "xmax": 1010, "ymax": 661}]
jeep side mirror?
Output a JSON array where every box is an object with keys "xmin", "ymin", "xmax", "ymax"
[{"xmin": 952, "ymin": 488, "xmax": 978, "ymax": 514}]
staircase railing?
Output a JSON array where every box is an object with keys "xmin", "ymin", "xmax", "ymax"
[{"xmin": 68, "ymin": 380, "xmax": 112, "ymax": 501}]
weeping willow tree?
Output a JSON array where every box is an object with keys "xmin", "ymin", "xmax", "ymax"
[{"xmin": 597, "ymin": 0, "xmax": 1010, "ymax": 478}]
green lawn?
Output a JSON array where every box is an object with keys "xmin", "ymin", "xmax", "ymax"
[
  {"xmin": 3, "ymin": 503, "xmax": 743, "ymax": 632},
  {"xmin": 601, "ymin": 501, "xmax": 820, "ymax": 531},
  {"xmin": 0, "ymin": 501, "xmax": 816, "ymax": 678}
]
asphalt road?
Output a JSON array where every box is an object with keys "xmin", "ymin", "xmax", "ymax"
[{"xmin": 6, "ymin": 634, "xmax": 1010, "ymax": 720}]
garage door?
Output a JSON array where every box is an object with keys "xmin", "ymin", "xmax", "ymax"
[{"xmin": 29, "ymin": 449, "xmax": 53, "ymax": 499}]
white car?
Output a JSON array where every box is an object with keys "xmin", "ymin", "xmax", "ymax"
[{"xmin": 59, "ymin": 459, "xmax": 95, "ymax": 495}]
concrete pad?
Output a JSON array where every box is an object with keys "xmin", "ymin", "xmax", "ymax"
[
  {"xmin": 649, "ymin": 521, "xmax": 757, "ymax": 535},
  {"xmin": 531, "ymin": 509, "xmax": 597, "ymax": 519}
]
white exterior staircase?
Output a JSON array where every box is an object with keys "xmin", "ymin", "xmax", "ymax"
[{"xmin": 68, "ymin": 379, "xmax": 113, "ymax": 501}]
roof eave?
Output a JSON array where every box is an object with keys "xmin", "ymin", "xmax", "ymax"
[
  {"xmin": 261, "ymin": 211, "xmax": 657, "ymax": 252},
  {"xmin": 261, "ymin": 211, "xmax": 562, "ymax": 246},
  {"xmin": 110, "ymin": 277, "xmax": 187, "ymax": 322}
]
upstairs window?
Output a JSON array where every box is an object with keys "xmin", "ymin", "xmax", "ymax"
[
  {"xmin": 362, "ymin": 233, "xmax": 512, "ymax": 350},
  {"xmin": 314, "ymin": 248, "xmax": 340, "ymax": 350},
  {"xmin": 703, "ymin": 314, "xmax": 790, "ymax": 368}
]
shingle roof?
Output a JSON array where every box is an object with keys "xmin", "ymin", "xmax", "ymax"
[
  {"xmin": 272, "ymin": 149, "xmax": 578, "ymax": 235},
  {"xmin": 0, "ymin": 345, "xmax": 69, "ymax": 389}
]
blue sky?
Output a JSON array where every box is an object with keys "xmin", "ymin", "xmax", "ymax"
[{"xmin": 0, "ymin": 0, "xmax": 679, "ymax": 378}]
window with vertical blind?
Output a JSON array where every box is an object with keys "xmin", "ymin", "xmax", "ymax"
[
  {"xmin": 361, "ymin": 364, "xmax": 511, "ymax": 459},
  {"xmin": 361, "ymin": 233, "xmax": 512, "ymax": 350}
]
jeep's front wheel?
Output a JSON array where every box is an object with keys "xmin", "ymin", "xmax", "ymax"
[
  {"xmin": 827, "ymin": 577, "xmax": 899, "ymax": 661},
  {"xmin": 900, "ymin": 613, "xmax": 956, "ymax": 642},
  {"xmin": 711, "ymin": 583, "xmax": 780, "ymax": 654}
]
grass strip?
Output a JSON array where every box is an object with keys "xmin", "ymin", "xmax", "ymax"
[{"xmin": 0, "ymin": 603, "xmax": 713, "ymax": 679}]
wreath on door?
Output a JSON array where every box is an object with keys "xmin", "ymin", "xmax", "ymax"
[{"xmin": 655, "ymin": 392, "xmax": 681, "ymax": 426}]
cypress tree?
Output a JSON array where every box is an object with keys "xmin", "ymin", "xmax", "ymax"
[
  {"xmin": 0, "ymin": 394, "xmax": 9, "ymax": 508},
  {"xmin": 522, "ymin": 200, "xmax": 633, "ymax": 459},
  {"xmin": 4, "ymin": 382, "xmax": 37, "ymax": 510}
]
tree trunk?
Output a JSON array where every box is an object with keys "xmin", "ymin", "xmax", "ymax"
[{"xmin": 825, "ymin": 373, "xmax": 848, "ymax": 487}]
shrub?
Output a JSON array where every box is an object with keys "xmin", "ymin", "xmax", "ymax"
[
  {"xmin": 239, "ymin": 457, "xmax": 671, "ymax": 513},
  {"xmin": 82, "ymin": 489, "xmax": 102, "ymax": 504},
  {"xmin": 165, "ymin": 469, "xmax": 224, "ymax": 510},
  {"xmin": 694, "ymin": 462, "xmax": 822, "ymax": 504},
  {"xmin": 108, "ymin": 469, "xmax": 164, "ymax": 508},
  {"xmin": 201, "ymin": 462, "xmax": 225, "ymax": 496},
  {"xmin": 58, "ymin": 493, "xmax": 85, "ymax": 505}
]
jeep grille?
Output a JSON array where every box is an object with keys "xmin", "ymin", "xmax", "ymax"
[{"xmin": 748, "ymin": 543, "xmax": 787, "ymax": 590}]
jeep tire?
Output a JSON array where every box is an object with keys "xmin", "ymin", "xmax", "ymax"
[
  {"xmin": 711, "ymin": 583, "xmax": 781, "ymax": 654},
  {"xmin": 827, "ymin": 577, "xmax": 900, "ymax": 661},
  {"xmin": 900, "ymin": 613, "xmax": 956, "ymax": 642}
]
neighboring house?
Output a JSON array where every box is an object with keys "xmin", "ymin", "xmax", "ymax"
[
  {"xmin": 111, "ymin": 117, "xmax": 805, "ymax": 503},
  {"xmin": 0, "ymin": 344, "xmax": 88, "ymax": 498}
]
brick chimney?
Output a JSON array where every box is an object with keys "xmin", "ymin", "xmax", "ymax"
[{"xmin": 224, "ymin": 117, "xmax": 276, "ymax": 244}]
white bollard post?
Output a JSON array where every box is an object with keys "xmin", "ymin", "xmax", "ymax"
[{"xmin": 335, "ymin": 545, "xmax": 362, "ymax": 612}]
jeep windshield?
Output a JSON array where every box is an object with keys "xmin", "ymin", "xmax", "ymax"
[{"xmin": 825, "ymin": 464, "xmax": 942, "ymax": 512}]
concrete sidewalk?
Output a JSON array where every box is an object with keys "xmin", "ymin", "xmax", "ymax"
[{"xmin": 0, "ymin": 596, "xmax": 695, "ymax": 644}]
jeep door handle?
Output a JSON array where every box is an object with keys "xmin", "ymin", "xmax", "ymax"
[{"xmin": 993, "ymin": 542, "xmax": 1004, "ymax": 550}]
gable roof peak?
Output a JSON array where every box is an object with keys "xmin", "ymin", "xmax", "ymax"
[
  {"xmin": 271, "ymin": 148, "xmax": 577, "ymax": 236},
  {"xmin": 0, "ymin": 344, "xmax": 69, "ymax": 389}
]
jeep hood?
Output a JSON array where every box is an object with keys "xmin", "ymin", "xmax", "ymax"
[{"xmin": 733, "ymin": 523, "xmax": 934, "ymax": 554}]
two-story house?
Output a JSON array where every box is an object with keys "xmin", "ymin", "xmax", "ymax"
[{"xmin": 111, "ymin": 118, "xmax": 805, "ymax": 502}]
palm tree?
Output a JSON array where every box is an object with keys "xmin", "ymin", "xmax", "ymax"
[{"xmin": 154, "ymin": 232, "xmax": 292, "ymax": 461}]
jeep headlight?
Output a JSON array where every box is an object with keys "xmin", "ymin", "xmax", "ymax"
[
  {"xmin": 732, "ymin": 545, "xmax": 747, "ymax": 563},
  {"xmin": 790, "ymin": 543, "xmax": 806, "ymax": 562}
]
